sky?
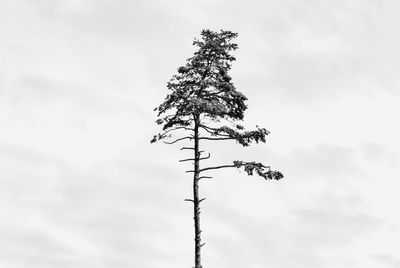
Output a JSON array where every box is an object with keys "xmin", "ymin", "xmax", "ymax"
[{"xmin": 1, "ymin": 0, "xmax": 400, "ymax": 267}]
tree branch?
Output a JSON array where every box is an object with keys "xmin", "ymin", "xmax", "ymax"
[
  {"xmin": 199, "ymin": 124, "xmax": 219, "ymax": 132},
  {"xmin": 179, "ymin": 158, "xmax": 194, "ymax": 162},
  {"xmin": 198, "ymin": 161, "xmax": 283, "ymax": 180},
  {"xmin": 181, "ymin": 147, "xmax": 195, "ymax": 150},
  {"xmin": 163, "ymin": 126, "xmax": 194, "ymax": 136},
  {"xmin": 200, "ymin": 125, "xmax": 270, "ymax": 146},
  {"xmin": 164, "ymin": 136, "xmax": 192, "ymax": 144},
  {"xmin": 199, "ymin": 137, "xmax": 233, "ymax": 141},
  {"xmin": 199, "ymin": 176, "xmax": 212, "ymax": 180},
  {"xmin": 233, "ymin": 160, "xmax": 283, "ymax": 180},
  {"xmin": 179, "ymin": 153, "xmax": 210, "ymax": 163},
  {"xmin": 200, "ymin": 165, "xmax": 235, "ymax": 172},
  {"xmin": 199, "ymin": 124, "xmax": 230, "ymax": 137},
  {"xmin": 199, "ymin": 153, "xmax": 211, "ymax": 160},
  {"xmin": 199, "ymin": 124, "xmax": 219, "ymax": 135},
  {"xmin": 161, "ymin": 115, "xmax": 194, "ymax": 131},
  {"xmin": 185, "ymin": 199, "xmax": 194, "ymax": 202}
]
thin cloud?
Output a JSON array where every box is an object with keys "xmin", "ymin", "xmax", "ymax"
[
  {"xmin": 204, "ymin": 191, "xmax": 381, "ymax": 268},
  {"xmin": 373, "ymin": 254, "xmax": 400, "ymax": 268}
]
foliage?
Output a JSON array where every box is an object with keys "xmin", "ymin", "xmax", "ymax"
[
  {"xmin": 152, "ymin": 29, "xmax": 282, "ymax": 180},
  {"xmin": 233, "ymin": 161, "xmax": 283, "ymax": 180},
  {"xmin": 154, "ymin": 30, "xmax": 247, "ymax": 129}
]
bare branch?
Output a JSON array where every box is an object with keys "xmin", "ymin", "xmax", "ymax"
[
  {"xmin": 199, "ymin": 176, "xmax": 212, "ymax": 180},
  {"xmin": 200, "ymin": 243, "xmax": 206, "ymax": 247},
  {"xmin": 163, "ymin": 126, "xmax": 194, "ymax": 136},
  {"xmin": 199, "ymin": 137, "xmax": 233, "ymax": 141},
  {"xmin": 164, "ymin": 136, "xmax": 192, "ymax": 144},
  {"xmin": 200, "ymin": 165, "xmax": 236, "ymax": 172},
  {"xmin": 185, "ymin": 199, "xmax": 194, "ymax": 202},
  {"xmin": 199, "ymin": 198, "xmax": 206, "ymax": 203},
  {"xmin": 181, "ymin": 147, "xmax": 195, "ymax": 150},
  {"xmin": 199, "ymin": 153, "xmax": 211, "ymax": 160},
  {"xmin": 179, "ymin": 158, "xmax": 195, "ymax": 162},
  {"xmin": 185, "ymin": 170, "xmax": 195, "ymax": 173},
  {"xmin": 180, "ymin": 153, "xmax": 210, "ymax": 163}
]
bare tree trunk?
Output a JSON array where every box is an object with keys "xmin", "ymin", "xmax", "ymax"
[{"xmin": 193, "ymin": 115, "xmax": 202, "ymax": 268}]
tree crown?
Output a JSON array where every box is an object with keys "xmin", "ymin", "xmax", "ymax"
[
  {"xmin": 152, "ymin": 29, "xmax": 283, "ymax": 181},
  {"xmin": 154, "ymin": 30, "xmax": 247, "ymax": 127}
]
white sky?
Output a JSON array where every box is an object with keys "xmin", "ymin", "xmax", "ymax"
[{"xmin": 1, "ymin": 0, "xmax": 400, "ymax": 267}]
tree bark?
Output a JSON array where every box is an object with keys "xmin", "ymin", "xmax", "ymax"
[{"xmin": 193, "ymin": 115, "xmax": 202, "ymax": 268}]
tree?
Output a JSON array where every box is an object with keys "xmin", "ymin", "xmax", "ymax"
[{"xmin": 151, "ymin": 29, "xmax": 283, "ymax": 268}]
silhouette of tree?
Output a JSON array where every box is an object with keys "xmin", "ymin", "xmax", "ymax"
[{"xmin": 151, "ymin": 29, "xmax": 283, "ymax": 268}]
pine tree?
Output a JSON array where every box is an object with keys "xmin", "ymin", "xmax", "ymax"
[{"xmin": 151, "ymin": 29, "xmax": 283, "ymax": 268}]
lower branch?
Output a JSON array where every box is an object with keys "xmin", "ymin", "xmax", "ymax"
[
  {"xmin": 181, "ymin": 147, "xmax": 195, "ymax": 150},
  {"xmin": 233, "ymin": 160, "xmax": 284, "ymax": 180},
  {"xmin": 179, "ymin": 158, "xmax": 195, "ymax": 162},
  {"xmin": 179, "ymin": 153, "xmax": 211, "ymax": 163},
  {"xmin": 199, "ymin": 165, "xmax": 235, "ymax": 173},
  {"xmin": 199, "ymin": 176, "xmax": 212, "ymax": 180},
  {"xmin": 198, "ymin": 161, "xmax": 284, "ymax": 180},
  {"xmin": 199, "ymin": 137, "xmax": 232, "ymax": 141},
  {"xmin": 164, "ymin": 136, "xmax": 193, "ymax": 144}
]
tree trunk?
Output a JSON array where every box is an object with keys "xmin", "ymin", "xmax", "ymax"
[{"xmin": 193, "ymin": 115, "xmax": 202, "ymax": 268}]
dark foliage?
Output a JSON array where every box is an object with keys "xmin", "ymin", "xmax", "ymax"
[
  {"xmin": 154, "ymin": 30, "xmax": 247, "ymax": 128},
  {"xmin": 152, "ymin": 29, "xmax": 282, "ymax": 180},
  {"xmin": 233, "ymin": 161, "xmax": 283, "ymax": 180}
]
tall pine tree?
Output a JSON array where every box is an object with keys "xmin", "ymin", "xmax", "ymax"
[{"xmin": 152, "ymin": 29, "xmax": 283, "ymax": 268}]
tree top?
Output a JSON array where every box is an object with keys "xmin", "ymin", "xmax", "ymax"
[{"xmin": 154, "ymin": 29, "xmax": 248, "ymax": 129}]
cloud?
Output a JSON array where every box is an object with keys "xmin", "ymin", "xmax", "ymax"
[
  {"xmin": 230, "ymin": 0, "xmax": 400, "ymax": 103},
  {"xmin": 0, "ymin": 143, "xmax": 189, "ymax": 267},
  {"xmin": 203, "ymin": 190, "xmax": 381, "ymax": 268},
  {"xmin": 373, "ymin": 254, "xmax": 400, "ymax": 268},
  {"xmin": 272, "ymin": 142, "xmax": 398, "ymax": 183}
]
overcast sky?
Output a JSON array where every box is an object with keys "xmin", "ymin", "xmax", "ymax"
[{"xmin": 1, "ymin": 0, "xmax": 400, "ymax": 267}]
